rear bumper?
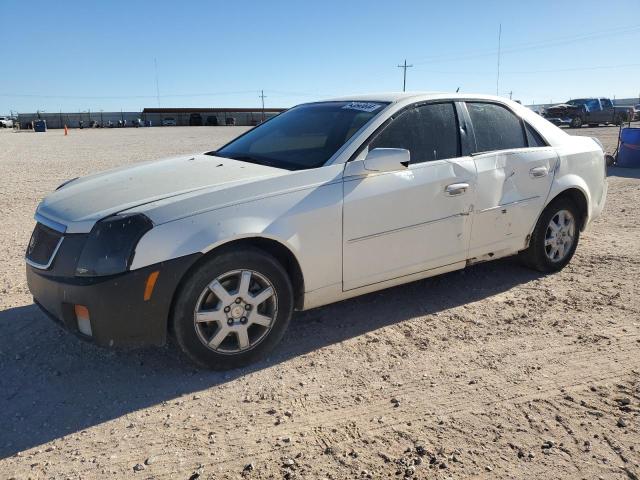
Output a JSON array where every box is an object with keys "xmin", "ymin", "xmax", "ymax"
[{"xmin": 26, "ymin": 251, "xmax": 200, "ymax": 347}]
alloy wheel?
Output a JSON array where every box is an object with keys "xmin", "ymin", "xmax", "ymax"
[
  {"xmin": 193, "ymin": 269, "xmax": 278, "ymax": 354},
  {"xmin": 544, "ymin": 209, "xmax": 576, "ymax": 263}
]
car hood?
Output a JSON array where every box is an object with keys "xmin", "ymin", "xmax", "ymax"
[
  {"xmin": 546, "ymin": 103, "xmax": 581, "ymax": 112},
  {"xmin": 36, "ymin": 154, "xmax": 287, "ymax": 233}
]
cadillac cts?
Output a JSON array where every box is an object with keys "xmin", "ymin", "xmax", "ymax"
[{"xmin": 26, "ymin": 93, "xmax": 607, "ymax": 369}]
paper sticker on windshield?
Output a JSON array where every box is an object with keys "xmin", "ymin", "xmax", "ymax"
[{"xmin": 341, "ymin": 102, "xmax": 383, "ymax": 113}]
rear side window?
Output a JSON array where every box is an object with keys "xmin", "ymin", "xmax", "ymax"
[
  {"xmin": 524, "ymin": 122, "xmax": 547, "ymax": 147},
  {"xmin": 370, "ymin": 102, "xmax": 460, "ymax": 164},
  {"xmin": 467, "ymin": 102, "xmax": 526, "ymax": 153}
]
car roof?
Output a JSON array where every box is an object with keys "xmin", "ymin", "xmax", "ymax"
[{"xmin": 315, "ymin": 91, "xmax": 512, "ymax": 105}]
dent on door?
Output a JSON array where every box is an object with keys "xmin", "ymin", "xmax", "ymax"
[{"xmin": 470, "ymin": 149, "xmax": 557, "ymax": 258}]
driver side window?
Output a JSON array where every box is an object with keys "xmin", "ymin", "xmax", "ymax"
[
  {"xmin": 586, "ymin": 99, "xmax": 601, "ymax": 111},
  {"xmin": 369, "ymin": 102, "xmax": 460, "ymax": 164}
]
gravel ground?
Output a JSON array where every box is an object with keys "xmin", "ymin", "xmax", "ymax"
[{"xmin": 1, "ymin": 124, "xmax": 639, "ymax": 479}]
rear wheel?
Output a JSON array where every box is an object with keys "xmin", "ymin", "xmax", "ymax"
[
  {"xmin": 520, "ymin": 198, "xmax": 580, "ymax": 273},
  {"xmin": 172, "ymin": 247, "xmax": 294, "ymax": 369}
]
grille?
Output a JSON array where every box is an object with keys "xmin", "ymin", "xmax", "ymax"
[{"xmin": 26, "ymin": 223, "xmax": 63, "ymax": 268}]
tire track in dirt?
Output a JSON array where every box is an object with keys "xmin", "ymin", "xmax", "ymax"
[{"xmin": 60, "ymin": 335, "xmax": 640, "ymax": 477}]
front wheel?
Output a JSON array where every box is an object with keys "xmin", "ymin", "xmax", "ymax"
[
  {"xmin": 520, "ymin": 199, "xmax": 580, "ymax": 273},
  {"xmin": 569, "ymin": 116, "xmax": 583, "ymax": 128},
  {"xmin": 172, "ymin": 247, "xmax": 294, "ymax": 369}
]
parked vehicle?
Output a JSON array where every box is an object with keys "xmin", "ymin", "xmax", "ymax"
[
  {"xmin": 162, "ymin": 117, "xmax": 177, "ymax": 126},
  {"xmin": 0, "ymin": 116, "xmax": 14, "ymax": 128},
  {"xmin": 634, "ymin": 104, "xmax": 640, "ymax": 121},
  {"xmin": 26, "ymin": 93, "xmax": 607, "ymax": 369},
  {"xmin": 543, "ymin": 98, "xmax": 633, "ymax": 128}
]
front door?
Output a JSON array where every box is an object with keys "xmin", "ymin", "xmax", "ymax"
[
  {"xmin": 584, "ymin": 98, "xmax": 605, "ymax": 124},
  {"xmin": 342, "ymin": 102, "xmax": 476, "ymax": 291}
]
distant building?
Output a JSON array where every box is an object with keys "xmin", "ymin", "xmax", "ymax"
[
  {"xmin": 15, "ymin": 107, "xmax": 286, "ymax": 129},
  {"xmin": 141, "ymin": 107, "xmax": 286, "ymax": 127}
]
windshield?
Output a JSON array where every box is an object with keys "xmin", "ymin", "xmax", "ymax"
[
  {"xmin": 213, "ymin": 101, "xmax": 388, "ymax": 170},
  {"xmin": 566, "ymin": 99, "xmax": 588, "ymax": 106}
]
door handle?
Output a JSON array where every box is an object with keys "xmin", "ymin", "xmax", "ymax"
[
  {"xmin": 445, "ymin": 182, "xmax": 469, "ymax": 196},
  {"xmin": 529, "ymin": 166, "xmax": 548, "ymax": 178}
]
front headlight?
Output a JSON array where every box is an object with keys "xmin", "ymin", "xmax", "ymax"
[{"xmin": 75, "ymin": 213, "xmax": 153, "ymax": 277}]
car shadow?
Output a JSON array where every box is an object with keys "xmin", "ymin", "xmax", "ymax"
[{"xmin": 0, "ymin": 257, "xmax": 542, "ymax": 458}]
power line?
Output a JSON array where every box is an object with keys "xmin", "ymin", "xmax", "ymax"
[
  {"xmin": 0, "ymin": 90, "xmax": 259, "ymax": 99},
  {"xmin": 412, "ymin": 24, "xmax": 640, "ymax": 66},
  {"xmin": 397, "ymin": 59, "xmax": 413, "ymax": 92}
]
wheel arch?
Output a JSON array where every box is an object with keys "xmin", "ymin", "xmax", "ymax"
[
  {"xmin": 545, "ymin": 187, "xmax": 589, "ymax": 231},
  {"xmin": 168, "ymin": 235, "xmax": 306, "ymax": 337}
]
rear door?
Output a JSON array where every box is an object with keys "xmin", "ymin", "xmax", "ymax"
[
  {"xmin": 599, "ymin": 98, "xmax": 615, "ymax": 123},
  {"xmin": 342, "ymin": 102, "xmax": 476, "ymax": 290},
  {"xmin": 465, "ymin": 102, "xmax": 557, "ymax": 259}
]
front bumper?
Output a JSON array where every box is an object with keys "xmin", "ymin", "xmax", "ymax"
[
  {"xmin": 544, "ymin": 116, "xmax": 573, "ymax": 126},
  {"xmin": 26, "ymin": 233, "xmax": 200, "ymax": 347}
]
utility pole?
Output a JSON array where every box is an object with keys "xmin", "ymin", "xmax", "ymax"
[
  {"xmin": 496, "ymin": 23, "xmax": 502, "ymax": 96},
  {"xmin": 259, "ymin": 90, "xmax": 267, "ymax": 122},
  {"xmin": 154, "ymin": 58, "xmax": 161, "ymax": 107},
  {"xmin": 397, "ymin": 59, "xmax": 413, "ymax": 92},
  {"xmin": 509, "ymin": 90, "xmax": 513, "ymax": 100}
]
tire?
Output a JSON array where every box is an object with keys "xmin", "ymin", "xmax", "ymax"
[
  {"xmin": 569, "ymin": 116, "xmax": 583, "ymax": 128},
  {"xmin": 172, "ymin": 247, "xmax": 294, "ymax": 369},
  {"xmin": 519, "ymin": 198, "xmax": 580, "ymax": 273}
]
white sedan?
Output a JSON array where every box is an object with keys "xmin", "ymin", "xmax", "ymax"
[{"xmin": 26, "ymin": 93, "xmax": 607, "ymax": 369}]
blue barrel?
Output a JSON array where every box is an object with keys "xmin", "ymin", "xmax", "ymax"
[
  {"xmin": 33, "ymin": 119, "xmax": 47, "ymax": 132},
  {"xmin": 617, "ymin": 127, "xmax": 640, "ymax": 168}
]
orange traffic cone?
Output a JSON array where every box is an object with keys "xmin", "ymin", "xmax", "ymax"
[{"xmin": 64, "ymin": 125, "xmax": 68, "ymax": 136}]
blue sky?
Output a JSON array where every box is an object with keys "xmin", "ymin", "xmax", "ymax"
[{"xmin": 1, "ymin": 0, "xmax": 639, "ymax": 113}]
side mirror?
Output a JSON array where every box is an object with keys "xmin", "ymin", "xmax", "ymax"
[{"xmin": 363, "ymin": 148, "xmax": 410, "ymax": 173}]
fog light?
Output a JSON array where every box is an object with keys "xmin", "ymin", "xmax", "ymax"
[{"xmin": 74, "ymin": 305, "xmax": 92, "ymax": 336}]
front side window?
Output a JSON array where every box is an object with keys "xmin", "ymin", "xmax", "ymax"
[
  {"xmin": 369, "ymin": 102, "xmax": 460, "ymax": 164},
  {"xmin": 215, "ymin": 101, "xmax": 388, "ymax": 170},
  {"xmin": 585, "ymin": 99, "xmax": 601, "ymax": 111},
  {"xmin": 467, "ymin": 102, "xmax": 526, "ymax": 153}
]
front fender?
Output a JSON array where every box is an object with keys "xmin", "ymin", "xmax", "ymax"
[{"xmin": 130, "ymin": 180, "xmax": 344, "ymax": 294}]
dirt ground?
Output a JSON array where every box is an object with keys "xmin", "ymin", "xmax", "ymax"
[{"xmin": 1, "ymin": 124, "xmax": 639, "ymax": 479}]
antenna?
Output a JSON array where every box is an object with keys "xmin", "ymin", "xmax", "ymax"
[
  {"xmin": 154, "ymin": 58, "xmax": 161, "ymax": 107},
  {"xmin": 396, "ymin": 59, "xmax": 413, "ymax": 92},
  {"xmin": 496, "ymin": 23, "xmax": 502, "ymax": 95}
]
